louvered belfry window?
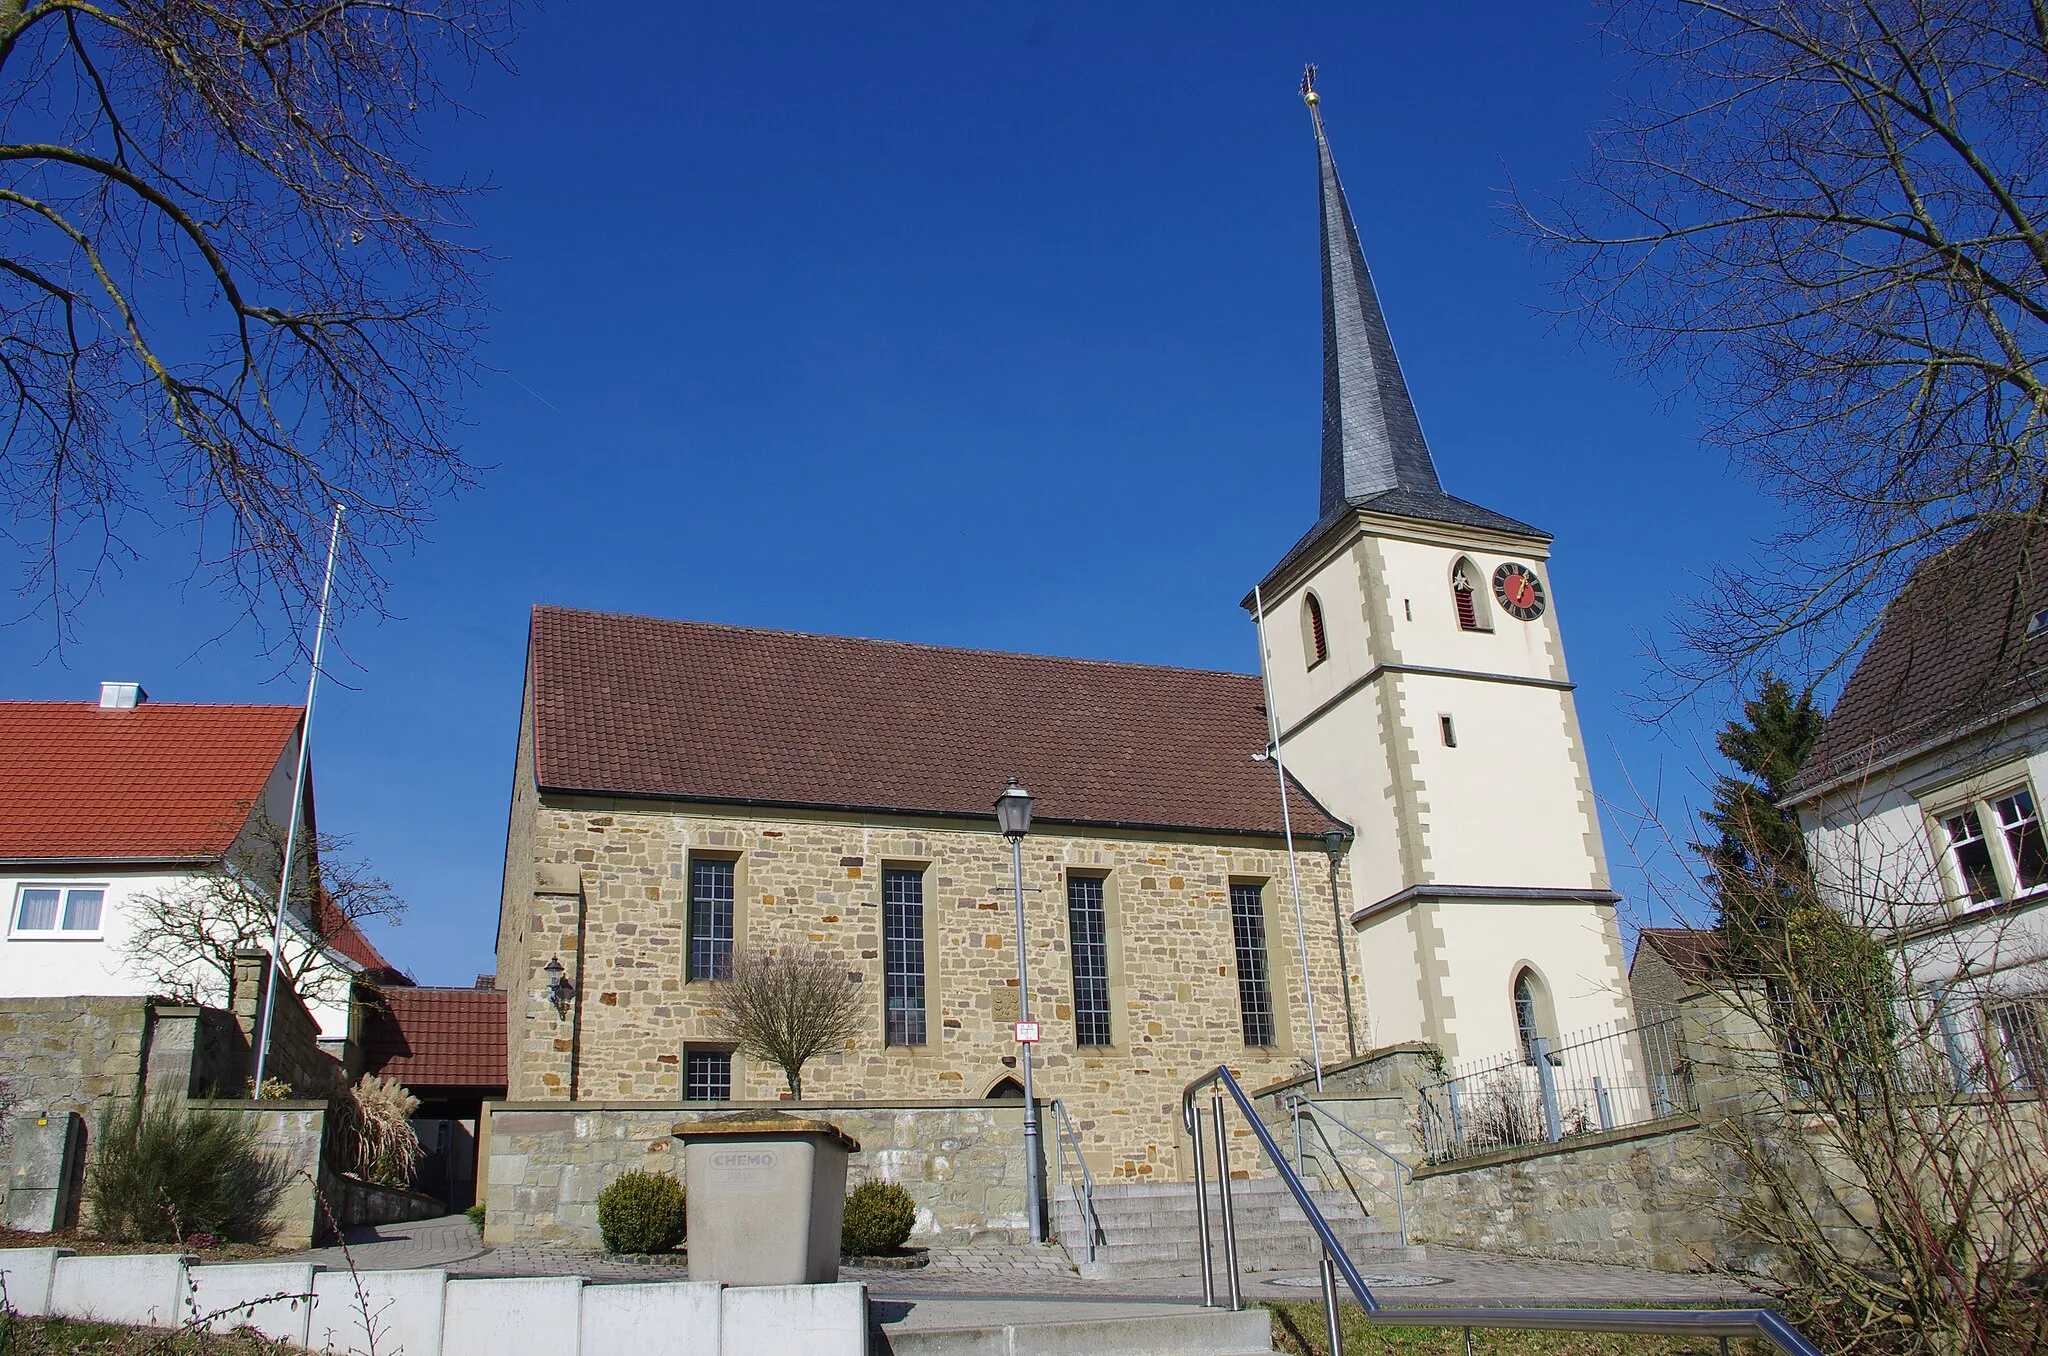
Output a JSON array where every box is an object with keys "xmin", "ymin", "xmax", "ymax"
[
  {"xmin": 1305, "ymin": 593, "xmax": 1329, "ymax": 665},
  {"xmin": 1453, "ymin": 564, "xmax": 1481, "ymax": 632}
]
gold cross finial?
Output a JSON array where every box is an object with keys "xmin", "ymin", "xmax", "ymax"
[{"xmin": 1300, "ymin": 63, "xmax": 1319, "ymax": 107}]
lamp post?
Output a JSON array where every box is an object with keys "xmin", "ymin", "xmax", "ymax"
[{"xmin": 995, "ymin": 776, "xmax": 1046, "ymax": 1244}]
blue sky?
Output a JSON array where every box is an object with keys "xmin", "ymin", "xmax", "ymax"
[{"xmin": 11, "ymin": 3, "xmax": 1779, "ymax": 983}]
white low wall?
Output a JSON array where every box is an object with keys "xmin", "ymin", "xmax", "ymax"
[{"xmin": 0, "ymin": 1249, "xmax": 865, "ymax": 1356}]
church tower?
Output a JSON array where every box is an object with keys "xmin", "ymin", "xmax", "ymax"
[{"xmin": 1250, "ymin": 74, "xmax": 1632, "ymax": 1061}]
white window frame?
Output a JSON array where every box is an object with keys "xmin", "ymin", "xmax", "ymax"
[
  {"xmin": 9, "ymin": 883, "xmax": 109, "ymax": 940},
  {"xmin": 1930, "ymin": 778, "xmax": 2048, "ymax": 911}
]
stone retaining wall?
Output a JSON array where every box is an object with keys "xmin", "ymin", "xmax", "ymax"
[
  {"xmin": 482, "ymin": 1099, "xmax": 1029, "ymax": 1247},
  {"xmin": 0, "ymin": 998, "xmax": 156, "ymax": 1125}
]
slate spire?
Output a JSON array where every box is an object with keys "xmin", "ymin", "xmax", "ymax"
[{"xmin": 1305, "ymin": 68, "xmax": 1443, "ymax": 517}]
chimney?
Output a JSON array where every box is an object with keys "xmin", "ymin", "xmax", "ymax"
[
  {"xmin": 475, "ymin": 973, "xmax": 497, "ymax": 991},
  {"xmin": 98, "ymin": 681, "xmax": 146, "ymax": 710}
]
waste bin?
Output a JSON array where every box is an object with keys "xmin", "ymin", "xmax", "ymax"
[{"xmin": 672, "ymin": 1111, "xmax": 861, "ymax": 1285}]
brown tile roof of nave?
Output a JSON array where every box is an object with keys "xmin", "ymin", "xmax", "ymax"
[
  {"xmin": 1789, "ymin": 519, "xmax": 2048, "ymax": 798},
  {"xmin": 0, "ymin": 702, "xmax": 301, "ymax": 861},
  {"xmin": 359, "ymin": 985, "xmax": 507, "ymax": 1092},
  {"xmin": 527, "ymin": 605, "xmax": 1344, "ymax": 839}
]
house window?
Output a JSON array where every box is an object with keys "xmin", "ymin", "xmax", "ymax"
[
  {"xmin": 1993, "ymin": 790, "xmax": 2048, "ymax": 893},
  {"xmin": 1452, "ymin": 560, "xmax": 1485, "ymax": 632},
  {"xmin": 688, "ymin": 858, "xmax": 735, "ymax": 981},
  {"xmin": 11, "ymin": 886, "xmax": 105, "ymax": 936},
  {"xmin": 683, "ymin": 1048, "xmax": 732, "ymax": 1101},
  {"xmin": 1229, "ymin": 882, "xmax": 1277, "ymax": 1047},
  {"xmin": 1067, "ymin": 875, "xmax": 1112, "ymax": 1047},
  {"xmin": 1936, "ymin": 783, "xmax": 2048, "ymax": 907},
  {"xmin": 1990, "ymin": 998, "xmax": 2048, "ymax": 1090},
  {"xmin": 1943, "ymin": 810, "xmax": 2000, "ymax": 904},
  {"xmin": 883, "ymin": 868, "xmax": 926, "ymax": 1046},
  {"xmin": 1303, "ymin": 593, "xmax": 1329, "ymax": 667},
  {"xmin": 1514, "ymin": 969, "xmax": 1543, "ymax": 1062}
]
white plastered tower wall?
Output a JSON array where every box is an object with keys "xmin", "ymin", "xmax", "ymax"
[
  {"xmin": 1228, "ymin": 76, "xmax": 1636, "ymax": 1063},
  {"xmin": 1254, "ymin": 512, "xmax": 1631, "ymax": 1061}
]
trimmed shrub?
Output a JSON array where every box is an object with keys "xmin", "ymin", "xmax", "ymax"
[
  {"xmin": 85, "ymin": 1096, "xmax": 287, "ymax": 1243},
  {"xmin": 596, "ymin": 1170, "xmax": 686, "ymax": 1254},
  {"xmin": 841, "ymin": 1180, "xmax": 916, "ymax": 1256},
  {"xmin": 465, "ymin": 1202, "xmax": 486, "ymax": 1230}
]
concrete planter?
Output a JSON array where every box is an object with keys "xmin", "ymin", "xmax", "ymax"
[{"xmin": 673, "ymin": 1112, "xmax": 859, "ymax": 1286}]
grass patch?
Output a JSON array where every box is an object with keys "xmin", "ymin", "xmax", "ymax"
[
  {"xmin": 0, "ymin": 1312, "xmax": 298, "ymax": 1356},
  {"xmin": 1264, "ymin": 1304, "xmax": 1769, "ymax": 1356}
]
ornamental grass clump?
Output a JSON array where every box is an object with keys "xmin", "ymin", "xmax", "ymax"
[
  {"xmin": 596, "ymin": 1169, "xmax": 686, "ymax": 1255},
  {"xmin": 85, "ymin": 1096, "xmax": 285, "ymax": 1243},
  {"xmin": 342, "ymin": 1074, "xmax": 423, "ymax": 1187},
  {"xmin": 841, "ymin": 1180, "xmax": 916, "ymax": 1256}
]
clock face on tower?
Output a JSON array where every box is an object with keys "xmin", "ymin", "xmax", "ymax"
[{"xmin": 1492, "ymin": 563, "xmax": 1546, "ymax": 621}]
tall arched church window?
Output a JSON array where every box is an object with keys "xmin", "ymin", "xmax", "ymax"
[
  {"xmin": 1303, "ymin": 592, "xmax": 1329, "ymax": 667},
  {"xmin": 1514, "ymin": 968, "xmax": 1543, "ymax": 1062}
]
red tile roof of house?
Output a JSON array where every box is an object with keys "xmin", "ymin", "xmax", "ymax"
[
  {"xmin": 360, "ymin": 985, "xmax": 507, "ymax": 1092},
  {"xmin": 313, "ymin": 890, "xmax": 399, "ymax": 977},
  {"xmin": 527, "ymin": 606, "xmax": 1345, "ymax": 839},
  {"xmin": 0, "ymin": 702, "xmax": 302, "ymax": 862},
  {"xmin": 1790, "ymin": 519, "xmax": 2048, "ymax": 797}
]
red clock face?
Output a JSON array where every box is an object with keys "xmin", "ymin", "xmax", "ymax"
[{"xmin": 1492, "ymin": 563, "xmax": 1546, "ymax": 621}]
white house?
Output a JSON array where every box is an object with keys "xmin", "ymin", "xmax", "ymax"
[
  {"xmin": 0, "ymin": 682, "xmax": 390, "ymax": 1048},
  {"xmin": 1786, "ymin": 520, "xmax": 2048, "ymax": 1086}
]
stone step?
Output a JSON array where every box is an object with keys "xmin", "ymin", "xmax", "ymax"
[{"xmin": 878, "ymin": 1305, "xmax": 1273, "ymax": 1356}]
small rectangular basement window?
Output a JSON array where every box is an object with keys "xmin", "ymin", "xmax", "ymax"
[{"xmin": 683, "ymin": 1048, "xmax": 732, "ymax": 1102}]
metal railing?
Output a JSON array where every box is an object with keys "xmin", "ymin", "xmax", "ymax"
[
  {"xmin": 1183, "ymin": 1064, "xmax": 1822, "ymax": 1356},
  {"xmin": 1417, "ymin": 1007, "xmax": 1695, "ymax": 1163},
  {"xmin": 1047, "ymin": 1098, "xmax": 1102, "ymax": 1263},
  {"xmin": 1283, "ymin": 1095, "xmax": 1410, "ymax": 1247}
]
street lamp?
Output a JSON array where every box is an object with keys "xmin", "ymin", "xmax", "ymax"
[
  {"xmin": 995, "ymin": 776, "xmax": 1046, "ymax": 1244},
  {"xmin": 1320, "ymin": 831, "xmax": 1360, "ymax": 1058}
]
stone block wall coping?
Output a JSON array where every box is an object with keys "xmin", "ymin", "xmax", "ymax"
[
  {"xmin": 670, "ymin": 1112, "xmax": 860, "ymax": 1152},
  {"xmin": 1411, "ymin": 1114, "xmax": 1702, "ymax": 1180},
  {"xmin": 490, "ymin": 1097, "xmax": 1027, "ymax": 1113},
  {"xmin": 1250, "ymin": 1042, "xmax": 1444, "ymax": 1099},
  {"xmin": 199, "ymin": 1098, "xmax": 331, "ymax": 1111}
]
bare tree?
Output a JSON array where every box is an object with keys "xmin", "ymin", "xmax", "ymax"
[
  {"xmin": 0, "ymin": 1, "xmax": 512, "ymax": 647},
  {"xmin": 124, "ymin": 809, "xmax": 404, "ymax": 1011},
  {"xmin": 710, "ymin": 947, "xmax": 865, "ymax": 1100},
  {"xmin": 1520, "ymin": 1, "xmax": 2048, "ymax": 701}
]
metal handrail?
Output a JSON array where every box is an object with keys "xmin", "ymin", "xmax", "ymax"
[
  {"xmin": 1284, "ymin": 1094, "xmax": 1410, "ymax": 1246},
  {"xmin": 1047, "ymin": 1098, "xmax": 1102, "ymax": 1263},
  {"xmin": 1183, "ymin": 1065, "xmax": 1823, "ymax": 1356}
]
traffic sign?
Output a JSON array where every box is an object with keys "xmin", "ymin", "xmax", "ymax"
[{"xmin": 1012, "ymin": 1021, "xmax": 1041, "ymax": 1044}]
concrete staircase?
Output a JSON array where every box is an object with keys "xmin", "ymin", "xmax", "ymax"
[
  {"xmin": 1052, "ymin": 1177, "xmax": 1414, "ymax": 1281},
  {"xmin": 876, "ymin": 1303, "xmax": 1275, "ymax": 1356}
]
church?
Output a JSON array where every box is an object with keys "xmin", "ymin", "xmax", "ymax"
[{"xmin": 494, "ymin": 90, "xmax": 1632, "ymax": 1182}]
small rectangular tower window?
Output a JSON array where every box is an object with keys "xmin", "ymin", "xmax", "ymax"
[
  {"xmin": 883, "ymin": 867, "xmax": 927, "ymax": 1046},
  {"xmin": 683, "ymin": 1048, "xmax": 732, "ymax": 1101},
  {"xmin": 1439, "ymin": 715, "xmax": 1457, "ymax": 748},
  {"xmin": 688, "ymin": 858, "xmax": 735, "ymax": 981},
  {"xmin": 1067, "ymin": 875, "xmax": 1113, "ymax": 1047},
  {"xmin": 1229, "ymin": 882, "xmax": 1277, "ymax": 1048}
]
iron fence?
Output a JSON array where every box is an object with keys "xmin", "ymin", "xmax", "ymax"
[{"xmin": 1417, "ymin": 1007, "xmax": 1694, "ymax": 1163}]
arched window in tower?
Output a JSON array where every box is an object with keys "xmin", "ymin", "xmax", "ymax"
[
  {"xmin": 1303, "ymin": 592, "xmax": 1329, "ymax": 667},
  {"xmin": 1513, "ymin": 968, "xmax": 1545, "ymax": 1063},
  {"xmin": 1452, "ymin": 559, "xmax": 1486, "ymax": 632}
]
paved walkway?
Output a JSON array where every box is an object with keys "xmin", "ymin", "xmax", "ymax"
[{"xmin": 285, "ymin": 1216, "xmax": 1761, "ymax": 1309}]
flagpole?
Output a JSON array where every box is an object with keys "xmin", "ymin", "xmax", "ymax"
[
  {"xmin": 251, "ymin": 506, "xmax": 343, "ymax": 1097},
  {"xmin": 1253, "ymin": 584, "xmax": 1323, "ymax": 1090}
]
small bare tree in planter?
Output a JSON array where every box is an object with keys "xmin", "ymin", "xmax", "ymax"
[{"xmin": 711, "ymin": 947, "xmax": 865, "ymax": 1100}]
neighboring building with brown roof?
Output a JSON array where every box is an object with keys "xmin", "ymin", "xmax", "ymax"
[
  {"xmin": 0, "ymin": 684, "xmax": 387, "ymax": 1049},
  {"xmin": 1628, "ymin": 928, "xmax": 1729, "ymax": 1014},
  {"xmin": 360, "ymin": 981, "xmax": 506, "ymax": 1208},
  {"xmin": 493, "ymin": 97, "xmax": 1635, "ymax": 1199},
  {"xmin": 1784, "ymin": 519, "xmax": 2048, "ymax": 1075}
]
